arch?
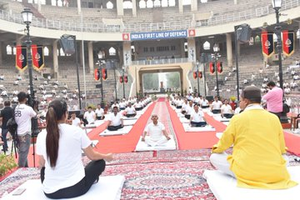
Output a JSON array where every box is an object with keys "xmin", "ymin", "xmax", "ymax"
[
  {"xmin": 169, "ymin": 0, "xmax": 175, "ymax": 7},
  {"xmin": 106, "ymin": 1, "xmax": 114, "ymax": 9},
  {"xmin": 109, "ymin": 47, "xmax": 116, "ymax": 56},
  {"xmin": 147, "ymin": 0, "xmax": 154, "ymax": 8},
  {"xmin": 154, "ymin": 0, "xmax": 161, "ymax": 7},
  {"xmin": 161, "ymin": 0, "xmax": 168, "ymax": 7},
  {"xmin": 44, "ymin": 46, "xmax": 49, "ymax": 56},
  {"xmin": 183, "ymin": 0, "xmax": 191, "ymax": 5},
  {"xmin": 139, "ymin": 0, "xmax": 146, "ymax": 8},
  {"xmin": 6, "ymin": 45, "xmax": 12, "ymax": 55},
  {"xmin": 124, "ymin": 1, "xmax": 133, "ymax": 9}
]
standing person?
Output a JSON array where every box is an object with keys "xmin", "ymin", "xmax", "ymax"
[
  {"xmin": 210, "ymin": 86, "xmax": 297, "ymax": 189},
  {"xmin": 142, "ymin": 114, "xmax": 171, "ymax": 147},
  {"xmin": 15, "ymin": 92, "xmax": 37, "ymax": 167},
  {"xmin": 262, "ymin": 81, "xmax": 283, "ymax": 118},
  {"xmin": 36, "ymin": 100, "xmax": 113, "ymax": 199},
  {"xmin": 0, "ymin": 101, "xmax": 13, "ymax": 153},
  {"xmin": 95, "ymin": 104, "xmax": 105, "ymax": 120},
  {"xmin": 84, "ymin": 106, "xmax": 96, "ymax": 124}
]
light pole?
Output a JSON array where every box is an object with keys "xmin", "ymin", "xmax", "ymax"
[
  {"xmin": 98, "ymin": 51, "xmax": 105, "ymax": 107},
  {"xmin": 213, "ymin": 44, "xmax": 220, "ymax": 98},
  {"xmin": 196, "ymin": 61, "xmax": 200, "ymax": 95},
  {"xmin": 21, "ymin": 8, "xmax": 34, "ymax": 105},
  {"xmin": 297, "ymin": 29, "xmax": 300, "ymax": 50},
  {"xmin": 272, "ymin": 0, "xmax": 283, "ymax": 89}
]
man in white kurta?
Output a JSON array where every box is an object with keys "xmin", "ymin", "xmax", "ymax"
[{"xmin": 142, "ymin": 114, "xmax": 171, "ymax": 147}]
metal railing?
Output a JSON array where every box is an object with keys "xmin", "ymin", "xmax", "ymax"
[
  {"xmin": 131, "ymin": 58, "xmax": 189, "ymax": 66},
  {"xmin": 0, "ymin": 0, "xmax": 299, "ymax": 33}
]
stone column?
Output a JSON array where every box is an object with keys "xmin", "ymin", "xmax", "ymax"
[
  {"xmin": 117, "ymin": 0, "xmax": 124, "ymax": 16},
  {"xmin": 123, "ymin": 42, "xmax": 132, "ymax": 67},
  {"xmin": 191, "ymin": 0, "xmax": 198, "ymax": 12},
  {"xmin": 37, "ymin": 0, "xmax": 42, "ymax": 12},
  {"xmin": 178, "ymin": 0, "xmax": 183, "ymax": 13},
  {"xmin": 187, "ymin": 37, "xmax": 196, "ymax": 63},
  {"xmin": 234, "ymin": 0, "xmax": 238, "ymax": 5},
  {"xmin": 226, "ymin": 33, "xmax": 233, "ymax": 68},
  {"xmin": 132, "ymin": 0, "xmax": 137, "ymax": 17},
  {"xmin": 88, "ymin": 42, "xmax": 94, "ymax": 73},
  {"xmin": 53, "ymin": 40, "xmax": 59, "ymax": 78},
  {"xmin": 77, "ymin": 0, "xmax": 81, "ymax": 14}
]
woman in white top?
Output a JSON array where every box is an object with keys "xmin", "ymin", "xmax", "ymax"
[{"xmin": 36, "ymin": 100, "xmax": 113, "ymax": 199}]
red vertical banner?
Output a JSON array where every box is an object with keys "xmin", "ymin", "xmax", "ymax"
[
  {"xmin": 217, "ymin": 62, "xmax": 223, "ymax": 73},
  {"xmin": 282, "ymin": 30, "xmax": 295, "ymax": 57},
  {"xmin": 32, "ymin": 45, "xmax": 45, "ymax": 71},
  {"xmin": 15, "ymin": 45, "xmax": 27, "ymax": 71},
  {"xmin": 124, "ymin": 75, "xmax": 128, "ymax": 83},
  {"xmin": 209, "ymin": 62, "xmax": 215, "ymax": 74},
  {"xmin": 261, "ymin": 31, "xmax": 274, "ymax": 57},
  {"xmin": 120, "ymin": 76, "xmax": 123, "ymax": 83},
  {"xmin": 193, "ymin": 72, "xmax": 197, "ymax": 79},
  {"xmin": 198, "ymin": 71, "xmax": 203, "ymax": 79},
  {"xmin": 102, "ymin": 68, "xmax": 107, "ymax": 80},
  {"xmin": 94, "ymin": 69, "xmax": 100, "ymax": 81}
]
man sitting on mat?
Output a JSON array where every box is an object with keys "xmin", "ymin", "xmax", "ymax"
[
  {"xmin": 134, "ymin": 100, "xmax": 143, "ymax": 111},
  {"xmin": 190, "ymin": 104, "xmax": 207, "ymax": 127},
  {"xmin": 84, "ymin": 106, "xmax": 96, "ymax": 124},
  {"xmin": 181, "ymin": 99, "xmax": 188, "ymax": 115},
  {"xmin": 221, "ymin": 99, "xmax": 234, "ymax": 118},
  {"xmin": 124, "ymin": 103, "xmax": 136, "ymax": 117},
  {"xmin": 95, "ymin": 104, "xmax": 105, "ymax": 120},
  {"xmin": 142, "ymin": 114, "xmax": 171, "ymax": 147},
  {"xmin": 211, "ymin": 96, "xmax": 222, "ymax": 114},
  {"xmin": 210, "ymin": 86, "xmax": 297, "ymax": 189},
  {"xmin": 107, "ymin": 106, "xmax": 124, "ymax": 131},
  {"xmin": 201, "ymin": 97, "xmax": 210, "ymax": 108},
  {"xmin": 184, "ymin": 100, "xmax": 194, "ymax": 120}
]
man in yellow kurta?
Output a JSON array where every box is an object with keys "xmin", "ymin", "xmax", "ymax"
[{"xmin": 210, "ymin": 86, "xmax": 297, "ymax": 189}]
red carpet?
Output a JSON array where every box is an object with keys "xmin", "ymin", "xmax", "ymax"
[
  {"xmin": 167, "ymin": 103, "xmax": 220, "ymax": 150},
  {"xmin": 284, "ymin": 131, "xmax": 300, "ymax": 156}
]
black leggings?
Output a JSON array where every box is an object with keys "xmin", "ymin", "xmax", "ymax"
[
  {"xmin": 41, "ymin": 160, "xmax": 106, "ymax": 199},
  {"xmin": 191, "ymin": 121, "xmax": 207, "ymax": 127},
  {"xmin": 107, "ymin": 124, "xmax": 123, "ymax": 131}
]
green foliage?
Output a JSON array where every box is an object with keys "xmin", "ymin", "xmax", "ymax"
[
  {"xmin": 143, "ymin": 73, "xmax": 159, "ymax": 90},
  {"xmin": 0, "ymin": 154, "xmax": 17, "ymax": 177},
  {"xmin": 166, "ymin": 72, "xmax": 180, "ymax": 89}
]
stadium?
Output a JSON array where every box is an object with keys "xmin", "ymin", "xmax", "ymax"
[{"xmin": 0, "ymin": 0, "xmax": 300, "ymax": 199}]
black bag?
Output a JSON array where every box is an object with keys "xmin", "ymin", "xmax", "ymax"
[
  {"xmin": 282, "ymin": 103, "xmax": 290, "ymax": 114},
  {"xmin": 6, "ymin": 117, "xmax": 18, "ymax": 140}
]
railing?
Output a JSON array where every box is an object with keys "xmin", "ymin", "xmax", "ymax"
[
  {"xmin": 131, "ymin": 58, "xmax": 189, "ymax": 65},
  {"xmin": 0, "ymin": 0, "xmax": 299, "ymax": 33}
]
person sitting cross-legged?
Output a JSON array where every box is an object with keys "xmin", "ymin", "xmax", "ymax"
[
  {"xmin": 190, "ymin": 104, "xmax": 207, "ymax": 127},
  {"xmin": 107, "ymin": 106, "xmax": 124, "ymax": 131},
  {"xmin": 142, "ymin": 114, "xmax": 171, "ymax": 147},
  {"xmin": 221, "ymin": 99, "xmax": 234, "ymax": 119},
  {"xmin": 95, "ymin": 104, "xmax": 105, "ymax": 120},
  {"xmin": 210, "ymin": 86, "xmax": 297, "ymax": 189},
  {"xmin": 124, "ymin": 103, "xmax": 136, "ymax": 117},
  {"xmin": 211, "ymin": 96, "xmax": 222, "ymax": 114}
]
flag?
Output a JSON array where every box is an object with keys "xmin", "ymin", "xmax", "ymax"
[
  {"xmin": 102, "ymin": 68, "xmax": 107, "ymax": 80},
  {"xmin": 217, "ymin": 62, "xmax": 223, "ymax": 73},
  {"xmin": 94, "ymin": 69, "xmax": 100, "ymax": 81},
  {"xmin": 198, "ymin": 71, "xmax": 203, "ymax": 79},
  {"xmin": 31, "ymin": 45, "xmax": 45, "ymax": 71},
  {"xmin": 15, "ymin": 45, "xmax": 27, "ymax": 71},
  {"xmin": 193, "ymin": 72, "xmax": 197, "ymax": 79},
  {"xmin": 261, "ymin": 31, "xmax": 274, "ymax": 57},
  {"xmin": 120, "ymin": 76, "xmax": 123, "ymax": 83},
  {"xmin": 124, "ymin": 75, "xmax": 128, "ymax": 83},
  {"xmin": 282, "ymin": 30, "xmax": 295, "ymax": 56},
  {"xmin": 209, "ymin": 62, "xmax": 215, "ymax": 74}
]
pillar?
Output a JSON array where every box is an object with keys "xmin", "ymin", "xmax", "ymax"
[
  {"xmin": 187, "ymin": 37, "xmax": 196, "ymax": 63},
  {"xmin": 0, "ymin": 42, "xmax": 3, "ymax": 66},
  {"xmin": 53, "ymin": 40, "xmax": 59, "ymax": 78},
  {"xmin": 191, "ymin": 0, "xmax": 198, "ymax": 12},
  {"xmin": 79, "ymin": 42, "xmax": 84, "ymax": 67},
  {"xmin": 37, "ymin": 0, "xmax": 42, "ymax": 12},
  {"xmin": 234, "ymin": 0, "xmax": 238, "ymax": 5},
  {"xmin": 178, "ymin": 0, "xmax": 183, "ymax": 13},
  {"xmin": 77, "ymin": 0, "xmax": 81, "ymax": 14},
  {"xmin": 88, "ymin": 42, "xmax": 94, "ymax": 73},
  {"xmin": 132, "ymin": 0, "xmax": 137, "ymax": 17},
  {"xmin": 123, "ymin": 42, "xmax": 132, "ymax": 67},
  {"xmin": 117, "ymin": 0, "xmax": 124, "ymax": 16},
  {"xmin": 226, "ymin": 33, "xmax": 233, "ymax": 68}
]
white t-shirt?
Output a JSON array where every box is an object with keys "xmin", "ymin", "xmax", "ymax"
[
  {"xmin": 201, "ymin": 99, "xmax": 209, "ymax": 106},
  {"xmin": 84, "ymin": 111, "xmax": 95, "ymax": 124},
  {"xmin": 125, "ymin": 107, "xmax": 136, "ymax": 115},
  {"xmin": 15, "ymin": 104, "xmax": 36, "ymax": 136},
  {"xmin": 221, "ymin": 104, "xmax": 232, "ymax": 114},
  {"xmin": 190, "ymin": 110, "xmax": 205, "ymax": 122},
  {"xmin": 145, "ymin": 122, "xmax": 165, "ymax": 141},
  {"xmin": 211, "ymin": 101, "xmax": 222, "ymax": 110},
  {"xmin": 108, "ymin": 112, "xmax": 123, "ymax": 126},
  {"xmin": 95, "ymin": 108, "xmax": 104, "ymax": 117},
  {"xmin": 72, "ymin": 117, "xmax": 81, "ymax": 127},
  {"xmin": 185, "ymin": 105, "xmax": 194, "ymax": 115},
  {"xmin": 36, "ymin": 124, "xmax": 91, "ymax": 194}
]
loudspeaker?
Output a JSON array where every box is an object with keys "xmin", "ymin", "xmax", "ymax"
[{"xmin": 237, "ymin": 24, "xmax": 252, "ymax": 43}]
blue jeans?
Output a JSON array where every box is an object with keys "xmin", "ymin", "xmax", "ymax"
[
  {"xmin": 17, "ymin": 134, "xmax": 31, "ymax": 167},
  {"xmin": 1, "ymin": 128, "xmax": 8, "ymax": 152}
]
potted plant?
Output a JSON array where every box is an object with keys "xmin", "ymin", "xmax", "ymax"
[{"xmin": 0, "ymin": 154, "xmax": 18, "ymax": 181}]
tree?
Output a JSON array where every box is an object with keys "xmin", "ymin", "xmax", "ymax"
[
  {"xmin": 143, "ymin": 73, "xmax": 159, "ymax": 90},
  {"xmin": 166, "ymin": 72, "xmax": 180, "ymax": 89}
]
